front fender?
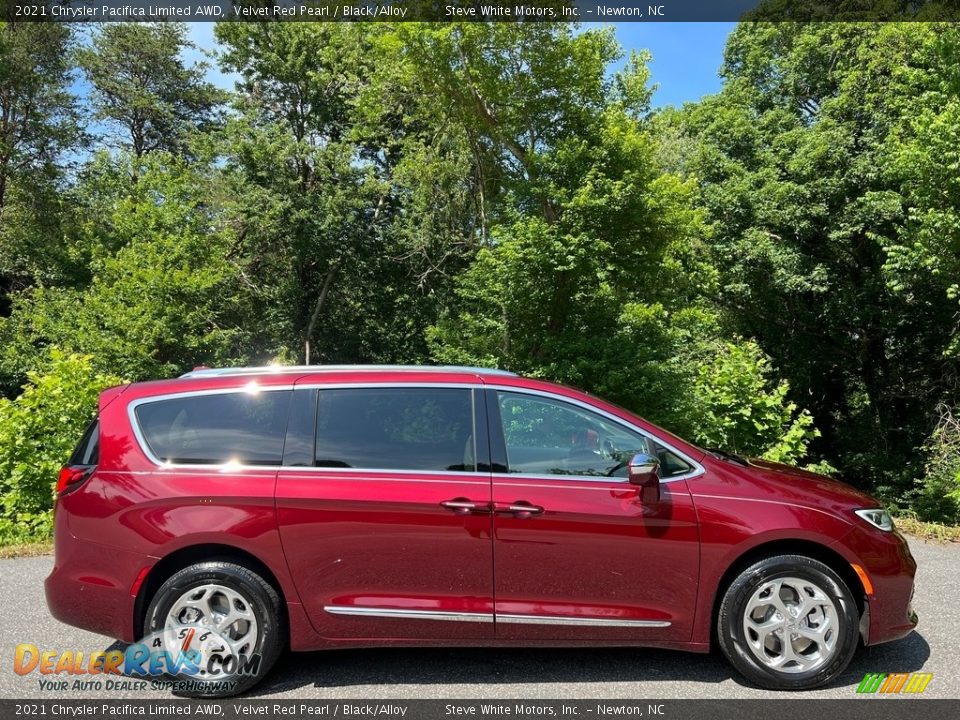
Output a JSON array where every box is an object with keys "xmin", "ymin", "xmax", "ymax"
[{"xmin": 688, "ymin": 490, "xmax": 856, "ymax": 644}]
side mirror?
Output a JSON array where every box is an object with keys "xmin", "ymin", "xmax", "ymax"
[{"xmin": 628, "ymin": 453, "xmax": 661, "ymax": 503}]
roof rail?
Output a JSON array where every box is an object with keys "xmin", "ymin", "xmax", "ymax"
[{"xmin": 179, "ymin": 364, "xmax": 517, "ymax": 379}]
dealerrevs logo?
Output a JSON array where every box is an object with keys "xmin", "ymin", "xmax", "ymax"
[
  {"xmin": 14, "ymin": 625, "xmax": 261, "ymax": 693},
  {"xmin": 856, "ymin": 672, "xmax": 933, "ymax": 694}
]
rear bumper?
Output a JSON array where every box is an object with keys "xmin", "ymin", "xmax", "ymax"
[{"xmin": 45, "ymin": 517, "xmax": 152, "ymax": 643}]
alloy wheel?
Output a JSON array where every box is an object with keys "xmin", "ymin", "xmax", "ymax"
[
  {"xmin": 164, "ymin": 583, "xmax": 259, "ymax": 677},
  {"xmin": 741, "ymin": 576, "xmax": 840, "ymax": 674}
]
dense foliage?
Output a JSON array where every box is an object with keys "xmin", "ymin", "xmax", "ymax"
[
  {"xmin": 1, "ymin": 20, "xmax": 960, "ymax": 539},
  {"xmin": 673, "ymin": 23, "xmax": 960, "ymax": 513},
  {"xmin": 0, "ymin": 351, "xmax": 121, "ymax": 543},
  {"xmin": 912, "ymin": 406, "xmax": 960, "ymax": 524}
]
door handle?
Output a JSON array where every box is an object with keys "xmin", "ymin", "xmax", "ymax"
[
  {"xmin": 441, "ymin": 499, "xmax": 490, "ymax": 515},
  {"xmin": 494, "ymin": 501, "xmax": 544, "ymax": 519}
]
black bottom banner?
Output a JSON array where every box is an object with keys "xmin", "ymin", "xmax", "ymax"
[{"xmin": 3, "ymin": 699, "xmax": 956, "ymax": 720}]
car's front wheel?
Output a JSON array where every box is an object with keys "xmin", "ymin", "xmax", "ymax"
[{"xmin": 717, "ymin": 554, "xmax": 859, "ymax": 689}]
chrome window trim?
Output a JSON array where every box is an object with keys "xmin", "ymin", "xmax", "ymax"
[
  {"xmin": 490, "ymin": 476, "xmax": 689, "ymax": 489},
  {"xmin": 126, "ymin": 382, "xmax": 705, "ymax": 483},
  {"xmin": 127, "ymin": 386, "xmax": 295, "ymax": 469},
  {"xmin": 322, "ymin": 605, "xmax": 671, "ymax": 628},
  {"xmin": 485, "ymin": 385, "xmax": 705, "ymax": 484},
  {"xmin": 275, "ymin": 469, "xmax": 487, "ymax": 481}
]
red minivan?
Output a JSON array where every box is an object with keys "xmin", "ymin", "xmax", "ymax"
[{"xmin": 46, "ymin": 365, "xmax": 917, "ymax": 696}]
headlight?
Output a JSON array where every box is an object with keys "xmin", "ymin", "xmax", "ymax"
[{"xmin": 855, "ymin": 508, "xmax": 894, "ymax": 532}]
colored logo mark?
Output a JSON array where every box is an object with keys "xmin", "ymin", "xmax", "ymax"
[{"xmin": 856, "ymin": 672, "xmax": 933, "ymax": 694}]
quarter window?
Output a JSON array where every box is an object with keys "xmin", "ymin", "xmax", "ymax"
[
  {"xmin": 134, "ymin": 391, "xmax": 291, "ymax": 466},
  {"xmin": 69, "ymin": 418, "xmax": 100, "ymax": 466},
  {"xmin": 496, "ymin": 391, "xmax": 693, "ymax": 479},
  {"xmin": 314, "ymin": 388, "xmax": 475, "ymax": 472}
]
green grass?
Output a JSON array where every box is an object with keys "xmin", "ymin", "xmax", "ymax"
[
  {"xmin": 0, "ymin": 540, "xmax": 53, "ymax": 559},
  {"xmin": 894, "ymin": 515, "xmax": 960, "ymax": 543}
]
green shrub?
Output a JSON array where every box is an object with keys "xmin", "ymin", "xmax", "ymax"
[
  {"xmin": 910, "ymin": 405, "xmax": 960, "ymax": 524},
  {"xmin": 0, "ymin": 349, "xmax": 123, "ymax": 544},
  {"xmin": 687, "ymin": 341, "xmax": 819, "ymax": 465}
]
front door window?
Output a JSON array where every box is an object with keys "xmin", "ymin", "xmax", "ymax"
[{"xmin": 497, "ymin": 391, "xmax": 691, "ymax": 479}]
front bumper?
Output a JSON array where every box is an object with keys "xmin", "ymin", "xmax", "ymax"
[{"xmin": 838, "ymin": 525, "xmax": 918, "ymax": 646}]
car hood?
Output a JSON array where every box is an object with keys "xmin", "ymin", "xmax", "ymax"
[{"xmin": 732, "ymin": 457, "xmax": 881, "ymax": 510}]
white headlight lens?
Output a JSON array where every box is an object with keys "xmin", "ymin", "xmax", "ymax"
[{"xmin": 855, "ymin": 508, "xmax": 894, "ymax": 532}]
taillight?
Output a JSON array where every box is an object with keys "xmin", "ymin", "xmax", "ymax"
[{"xmin": 56, "ymin": 465, "xmax": 94, "ymax": 495}]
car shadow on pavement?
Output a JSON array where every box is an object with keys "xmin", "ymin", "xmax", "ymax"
[
  {"xmin": 835, "ymin": 631, "xmax": 931, "ymax": 686},
  {"xmin": 243, "ymin": 630, "xmax": 930, "ymax": 697}
]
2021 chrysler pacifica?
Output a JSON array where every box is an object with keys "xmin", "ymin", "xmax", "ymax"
[{"xmin": 45, "ymin": 365, "xmax": 917, "ymax": 696}]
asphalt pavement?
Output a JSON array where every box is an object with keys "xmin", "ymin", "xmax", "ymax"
[{"xmin": 2, "ymin": 537, "xmax": 956, "ymax": 700}]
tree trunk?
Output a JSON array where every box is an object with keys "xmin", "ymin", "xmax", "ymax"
[{"xmin": 303, "ymin": 266, "xmax": 337, "ymax": 364}]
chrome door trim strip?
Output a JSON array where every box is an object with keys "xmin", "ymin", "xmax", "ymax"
[
  {"xmin": 322, "ymin": 605, "xmax": 671, "ymax": 628},
  {"xmin": 497, "ymin": 614, "xmax": 671, "ymax": 628},
  {"xmin": 323, "ymin": 606, "xmax": 494, "ymax": 623}
]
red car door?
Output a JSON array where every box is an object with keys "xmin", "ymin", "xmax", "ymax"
[
  {"xmin": 487, "ymin": 388, "xmax": 701, "ymax": 642},
  {"xmin": 275, "ymin": 383, "xmax": 494, "ymax": 640}
]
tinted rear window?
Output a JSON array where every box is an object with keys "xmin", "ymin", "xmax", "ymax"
[
  {"xmin": 69, "ymin": 419, "xmax": 100, "ymax": 466},
  {"xmin": 314, "ymin": 387, "xmax": 475, "ymax": 472},
  {"xmin": 134, "ymin": 391, "xmax": 291, "ymax": 466}
]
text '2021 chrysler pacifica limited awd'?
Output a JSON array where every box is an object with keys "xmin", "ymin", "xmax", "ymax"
[{"xmin": 45, "ymin": 365, "xmax": 917, "ymax": 696}]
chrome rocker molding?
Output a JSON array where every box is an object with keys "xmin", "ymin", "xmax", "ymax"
[
  {"xmin": 497, "ymin": 614, "xmax": 670, "ymax": 628},
  {"xmin": 324, "ymin": 606, "xmax": 492, "ymax": 623},
  {"xmin": 323, "ymin": 606, "xmax": 670, "ymax": 628}
]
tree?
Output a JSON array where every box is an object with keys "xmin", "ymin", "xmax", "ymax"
[
  {"xmin": 395, "ymin": 24, "xmax": 635, "ymax": 228},
  {"xmin": 0, "ymin": 22, "xmax": 80, "ymax": 293},
  {"xmin": 882, "ymin": 25, "xmax": 960, "ymax": 358},
  {"xmin": 0, "ymin": 152, "xmax": 249, "ymax": 384},
  {"xmin": 215, "ymin": 23, "xmax": 478, "ymax": 364},
  {"xmin": 677, "ymin": 23, "xmax": 960, "ymax": 496},
  {"xmin": 79, "ymin": 22, "xmax": 225, "ymax": 159},
  {"xmin": 688, "ymin": 341, "xmax": 818, "ymax": 463},
  {"xmin": 422, "ymin": 23, "xmax": 816, "ymax": 460}
]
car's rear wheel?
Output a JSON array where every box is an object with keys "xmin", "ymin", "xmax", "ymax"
[
  {"xmin": 143, "ymin": 561, "xmax": 283, "ymax": 697},
  {"xmin": 717, "ymin": 554, "xmax": 859, "ymax": 689}
]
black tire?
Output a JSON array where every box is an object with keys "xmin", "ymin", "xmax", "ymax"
[
  {"xmin": 143, "ymin": 561, "xmax": 284, "ymax": 697},
  {"xmin": 717, "ymin": 554, "xmax": 859, "ymax": 690}
]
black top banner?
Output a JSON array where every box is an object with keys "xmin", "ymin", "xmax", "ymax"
[{"xmin": 4, "ymin": 0, "xmax": 960, "ymax": 22}]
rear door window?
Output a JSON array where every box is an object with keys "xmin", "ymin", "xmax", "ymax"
[
  {"xmin": 134, "ymin": 390, "xmax": 291, "ymax": 466},
  {"xmin": 314, "ymin": 387, "xmax": 476, "ymax": 472}
]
